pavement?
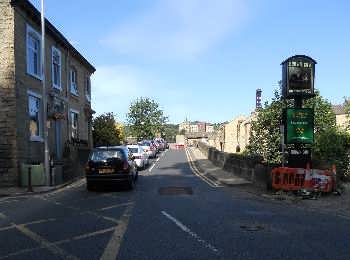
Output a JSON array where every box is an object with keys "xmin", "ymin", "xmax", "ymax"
[
  {"xmin": 186, "ymin": 146, "xmax": 252, "ymax": 186},
  {"xmin": 0, "ymin": 176, "xmax": 85, "ymax": 198},
  {"xmin": 187, "ymin": 146, "xmax": 350, "ymax": 218},
  {"xmin": 0, "ymin": 148, "xmax": 350, "ymax": 259}
]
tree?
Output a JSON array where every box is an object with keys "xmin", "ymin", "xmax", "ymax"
[
  {"xmin": 92, "ymin": 113, "xmax": 121, "ymax": 147},
  {"xmin": 245, "ymin": 89, "xmax": 336, "ymax": 164},
  {"xmin": 163, "ymin": 124, "xmax": 179, "ymax": 142},
  {"xmin": 127, "ymin": 97, "xmax": 168, "ymax": 140}
]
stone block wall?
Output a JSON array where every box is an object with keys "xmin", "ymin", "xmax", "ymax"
[
  {"xmin": 197, "ymin": 141, "xmax": 273, "ymax": 188},
  {"xmin": 0, "ymin": 0, "xmax": 18, "ymax": 186}
]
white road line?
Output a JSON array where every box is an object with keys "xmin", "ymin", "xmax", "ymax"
[
  {"xmin": 185, "ymin": 149, "xmax": 222, "ymax": 187},
  {"xmin": 98, "ymin": 202, "xmax": 134, "ymax": 211},
  {"xmin": 161, "ymin": 211, "xmax": 220, "ymax": 255},
  {"xmin": 100, "ymin": 203, "xmax": 134, "ymax": 260},
  {"xmin": 15, "ymin": 224, "xmax": 79, "ymax": 260},
  {"xmin": 148, "ymin": 162, "xmax": 156, "ymax": 172}
]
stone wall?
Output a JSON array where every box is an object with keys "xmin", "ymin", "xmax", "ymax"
[
  {"xmin": 197, "ymin": 141, "xmax": 276, "ymax": 188},
  {"xmin": 0, "ymin": 0, "xmax": 18, "ymax": 186}
]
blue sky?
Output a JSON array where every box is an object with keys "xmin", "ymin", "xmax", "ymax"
[{"xmin": 30, "ymin": 0, "xmax": 350, "ymax": 124}]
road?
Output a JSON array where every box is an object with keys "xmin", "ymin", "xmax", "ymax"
[{"xmin": 0, "ymin": 149, "xmax": 350, "ymax": 259}]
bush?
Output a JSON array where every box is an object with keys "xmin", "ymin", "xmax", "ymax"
[{"xmin": 313, "ymin": 127, "xmax": 350, "ymax": 180}]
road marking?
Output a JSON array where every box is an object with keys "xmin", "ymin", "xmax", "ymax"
[
  {"xmin": 98, "ymin": 202, "xmax": 134, "ymax": 211},
  {"xmin": 185, "ymin": 149, "xmax": 222, "ymax": 188},
  {"xmin": 0, "ymin": 227, "xmax": 116, "ymax": 259},
  {"xmin": 148, "ymin": 162, "xmax": 156, "ymax": 172},
  {"xmin": 100, "ymin": 203, "xmax": 134, "ymax": 260},
  {"xmin": 161, "ymin": 211, "xmax": 220, "ymax": 255},
  {"xmin": 15, "ymin": 224, "xmax": 79, "ymax": 260}
]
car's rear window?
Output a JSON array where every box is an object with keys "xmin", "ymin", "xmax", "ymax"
[
  {"xmin": 128, "ymin": 148, "xmax": 138, "ymax": 153},
  {"xmin": 89, "ymin": 150, "xmax": 124, "ymax": 161}
]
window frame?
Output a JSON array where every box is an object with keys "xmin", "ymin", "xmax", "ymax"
[
  {"xmin": 70, "ymin": 109, "xmax": 79, "ymax": 139},
  {"xmin": 70, "ymin": 67, "xmax": 78, "ymax": 96},
  {"xmin": 26, "ymin": 24, "xmax": 42, "ymax": 80},
  {"xmin": 51, "ymin": 46, "xmax": 62, "ymax": 90},
  {"xmin": 27, "ymin": 90, "xmax": 43, "ymax": 142}
]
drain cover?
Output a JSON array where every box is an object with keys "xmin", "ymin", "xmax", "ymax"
[
  {"xmin": 158, "ymin": 186, "xmax": 193, "ymax": 195},
  {"xmin": 240, "ymin": 225, "xmax": 264, "ymax": 232}
]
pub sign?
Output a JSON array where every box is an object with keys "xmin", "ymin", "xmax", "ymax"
[
  {"xmin": 285, "ymin": 108, "xmax": 314, "ymax": 144},
  {"xmin": 281, "ymin": 55, "xmax": 316, "ymax": 98}
]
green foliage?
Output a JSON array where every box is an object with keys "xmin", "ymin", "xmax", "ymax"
[
  {"xmin": 245, "ymin": 89, "xmax": 337, "ymax": 164},
  {"xmin": 127, "ymin": 97, "xmax": 168, "ymax": 140},
  {"xmin": 163, "ymin": 124, "xmax": 179, "ymax": 142},
  {"xmin": 313, "ymin": 127, "xmax": 350, "ymax": 179},
  {"xmin": 245, "ymin": 90, "xmax": 284, "ymax": 163},
  {"xmin": 304, "ymin": 90, "xmax": 336, "ymax": 133},
  {"xmin": 345, "ymin": 99, "xmax": 350, "ymax": 131},
  {"xmin": 92, "ymin": 113, "xmax": 121, "ymax": 147}
]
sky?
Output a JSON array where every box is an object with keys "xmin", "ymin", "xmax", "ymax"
[{"xmin": 30, "ymin": 0, "xmax": 350, "ymax": 124}]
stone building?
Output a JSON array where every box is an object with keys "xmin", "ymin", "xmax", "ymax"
[
  {"xmin": 221, "ymin": 113, "xmax": 256, "ymax": 154},
  {"xmin": 0, "ymin": 0, "xmax": 95, "ymax": 186},
  {"xmin": 332, "ymin": 102, "xmax": 349, "ymax": 131}
]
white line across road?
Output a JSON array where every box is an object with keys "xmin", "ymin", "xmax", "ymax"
[
  {"xmin": 148, "ymin": 150, "xmax": 167, "ymax": 172},
  {"xmin": 185, "ymin": 149, "xmax": 222, "ymax": 188},
  {"xmin": 161, "ymin": 211, "xmax": 220, "ymax": 256}
]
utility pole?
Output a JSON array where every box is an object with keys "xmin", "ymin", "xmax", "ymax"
[{"xmin": 41, "ymin": 0, "xmax": 50, "ymax": 184}]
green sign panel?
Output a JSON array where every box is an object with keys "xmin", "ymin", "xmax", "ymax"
[{"xmin": 286, "ymin": 108, "xmax": 314, "ymax": 144}]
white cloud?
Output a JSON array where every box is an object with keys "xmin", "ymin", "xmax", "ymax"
[
  {"xmin": 101, "ymin": 0, "xmax": 247, "ymax": 60},
  {"xmin": 91, "ymin": 65, "xmax": 159, "ymax": 121}
]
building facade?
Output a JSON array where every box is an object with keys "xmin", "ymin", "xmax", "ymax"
[
  {"xmin": 0, "ymin": 0, "xmax": 95, "ymax": 186},
  {"xmin": 332, "ymin": 102, "xmax": 349, "ymax": 131}
]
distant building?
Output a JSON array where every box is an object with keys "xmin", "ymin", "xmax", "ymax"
[
  {"xmin": 206, "ymin": 125, "xmax": 214, "ymax": 133},
  {"xmin": 190, "ymin": 124, "xmax": 199, "ymax": 133},
  {"xmin": 332, "ymin": 101, "xmax": 349, "ymax": 130}
]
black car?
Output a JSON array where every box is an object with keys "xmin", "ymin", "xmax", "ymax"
[{"xmin": 85, "ymin": 146, "xmax": 137, "ymax": 190}]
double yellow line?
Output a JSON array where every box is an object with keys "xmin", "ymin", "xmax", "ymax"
[{"xmin": 185, "ymin": 148, "xmax": 222, "ymax": 188}]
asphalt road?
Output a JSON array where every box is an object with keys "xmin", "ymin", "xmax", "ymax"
[{"xmin": 0, "ymin": 149, "xmax": 350, "ymax": 259}]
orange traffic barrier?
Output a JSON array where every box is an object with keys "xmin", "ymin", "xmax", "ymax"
[{"xmin": 271, "ymin": 166, "xmax": 335, "ymax": 193}]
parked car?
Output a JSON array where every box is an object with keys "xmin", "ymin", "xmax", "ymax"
[
  {"xmin": 127, "ymin": 144, "xmax": 149, "ymax": 169},
  {"xmin": 154, "ymin": 138, "xmax": 166, "ymax": 151},
  {"xmin": 85, "ymin": 146, "xmax": 137, "ymax": 190},
  {"xmin": 139, "ymin": 140, "xmax": 157, "ymax": 158}
]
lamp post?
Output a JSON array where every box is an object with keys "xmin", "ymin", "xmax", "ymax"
[{"xmin": 41, "ymin": 0, "xmax": 50, "ymax": 184}]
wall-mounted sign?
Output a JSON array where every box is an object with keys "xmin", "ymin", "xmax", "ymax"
[
  {"xmin": 285, "ymin": 108, "xmax": 314, "ymax": 144},
  {"xmin": 281, "ymin": 55, "xmax": 316, "ymax": 98}
]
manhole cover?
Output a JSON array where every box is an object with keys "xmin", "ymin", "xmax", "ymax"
[
  {"xmin": 240, "ymin": 225, "xmax": 264, "ymax": 232},
  {"xmin": 158, "ymin": 186, "xmax": 193, "ymax": 195}
]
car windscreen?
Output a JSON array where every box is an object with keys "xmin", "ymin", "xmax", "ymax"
[
  {"xmin": 128, "ymin": 148, "xmax": 139, "ymax": 154},
  {"xmin": 141, "ymin": 141, "xmax": 151, "ymax": 146},
  {"xmin": 89, "ymin": 150, "xmax": 124, "ymax": 161}
]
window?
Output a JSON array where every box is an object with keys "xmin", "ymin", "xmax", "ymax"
[
  {"xmin": 85, "ymin": 76, "xmax": 91, "ymax": 102},
  {"xmin": 28, "ymin": 92, "xmax": 43, "ymax": 141},
  {"xmin": 70, "ymin": 68, "xmax": 78, "ymax": 95},
  {"xmin": 70, "ymin": 110, "xmax": 79, "ymax": 139},
  {"xmin": 52, "ymin": 47, "xmax": 62, "ymax": 89},
  {"xmin": 26, "ymin": 25, "xmax": 41, "ymax": 79}
]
